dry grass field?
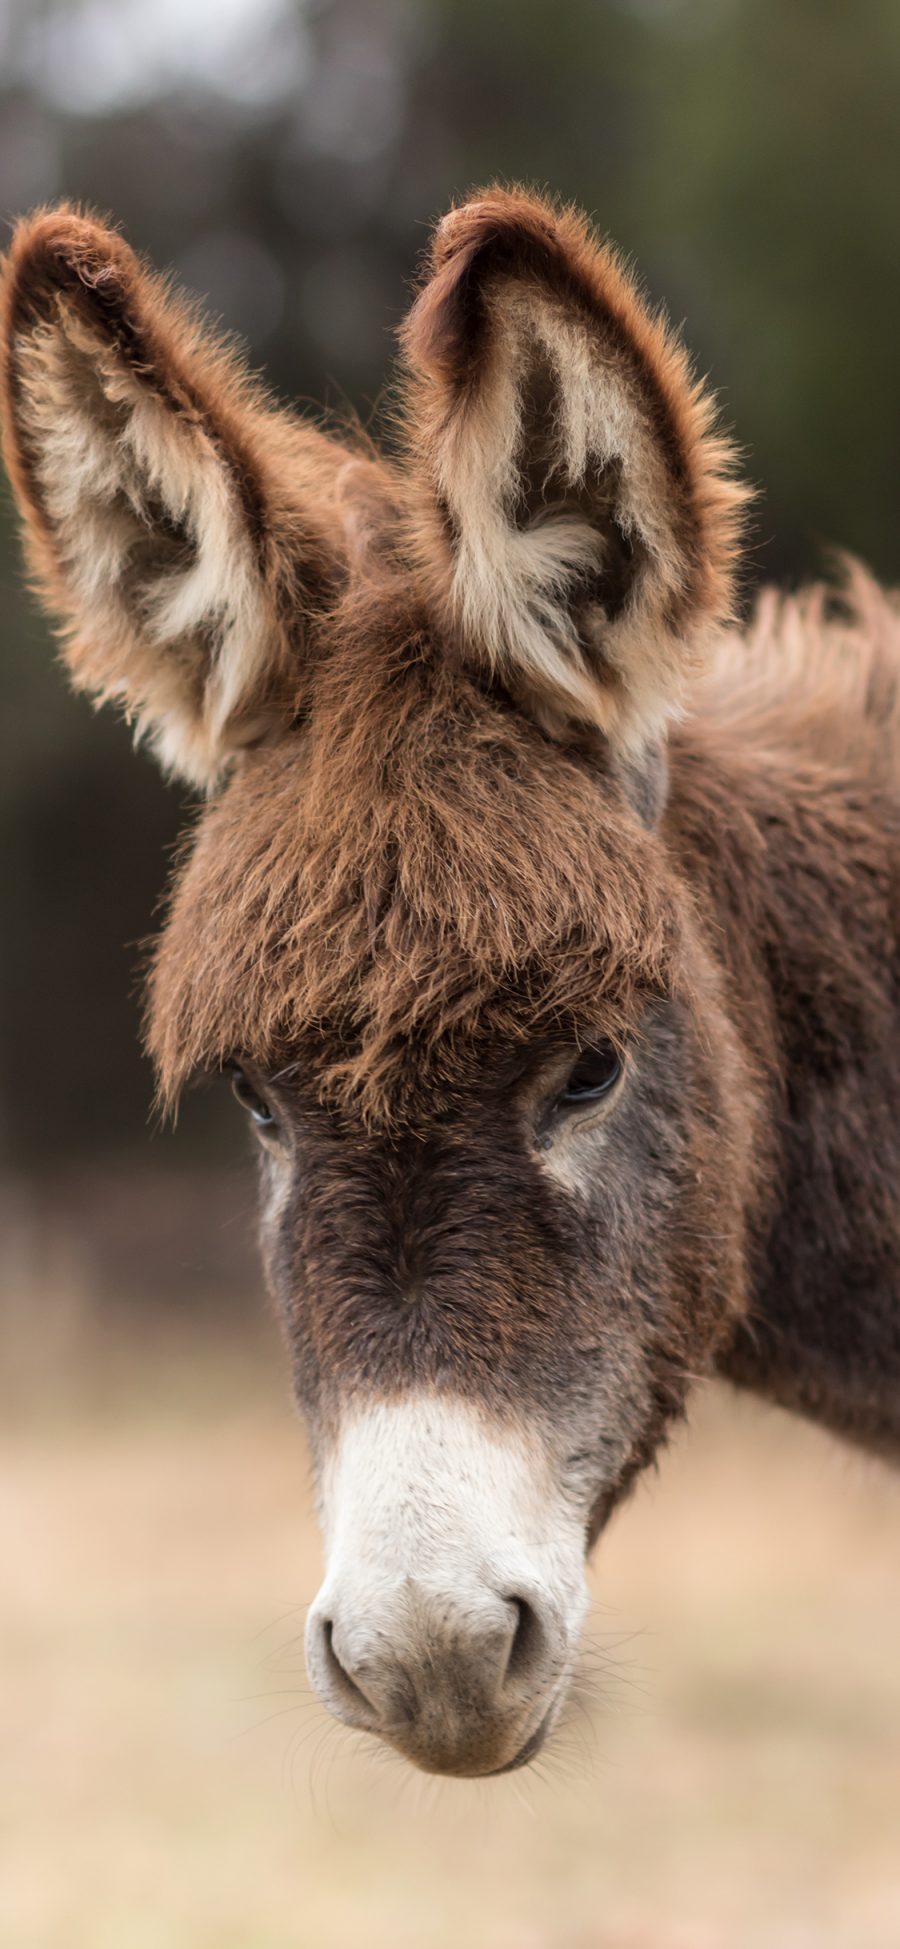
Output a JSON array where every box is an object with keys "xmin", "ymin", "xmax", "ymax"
[{"xmin": 2, "ymin": 1300, "xmax": 899, "ymax": 1949}]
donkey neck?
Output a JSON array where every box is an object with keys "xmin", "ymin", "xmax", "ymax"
[{"xmin": 666, "ymin": 720, "xmax": 900, "ymax": 1458}]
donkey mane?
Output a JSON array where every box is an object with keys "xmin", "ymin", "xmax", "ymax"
[
  {"xmin": 701, "ymin": 563, "xmax": 900, "ymax": 784},
  {"xmin": 148, "ymin": 559, "xmax": 900, "ymax": 1127}
]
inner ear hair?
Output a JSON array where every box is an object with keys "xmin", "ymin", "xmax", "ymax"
[
  {"xmin": 0, "ymin": 205, "xmax": 379, "ymax": 787},
  {"xmin": 511, "ymin": 351, "xmax": 640, "ymax": 626},
  {"xmin": 400, "ymin": 186, "xmax": 751, "ymax": 753}
]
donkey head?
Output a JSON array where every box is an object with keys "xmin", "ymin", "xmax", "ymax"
[{"xmin": 2, "ymin": 190, "xmax": 754, "ymax": 1776}]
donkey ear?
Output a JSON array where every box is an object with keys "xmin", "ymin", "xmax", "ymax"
[
  {"xmin": 400, "ymin": 188, "xmax": 749, "ymax": 750},
  {"xmin": 0, "ymin": 206, "xmax": 356, "ymax": 786}
]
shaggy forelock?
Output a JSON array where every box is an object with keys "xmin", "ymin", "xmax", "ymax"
[{"xmin": 147, "ymin": 582, "xmax": 681, "ymax": 1126}]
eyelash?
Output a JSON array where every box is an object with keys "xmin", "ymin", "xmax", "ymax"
[{"xmin": 229, "ymin": 1067, "xmax": 277, "ymax": 1129}]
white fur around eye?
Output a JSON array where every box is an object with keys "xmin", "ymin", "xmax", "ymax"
[
  {"xmin": 535, "ymin": 1114, "xmax": 614, "ymax": 1197},
  {"xmin": 533, "ymin": 1058, "xmax": 629, "ymax": 1198}
]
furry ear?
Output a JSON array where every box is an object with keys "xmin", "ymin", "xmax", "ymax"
[
  {"xmin": 400, "ymin": 188, "xmax": 749, "ymax": 750},
  {"xmin": 0, "ymin": 206, "xmax": 363, "ymax": 786}
]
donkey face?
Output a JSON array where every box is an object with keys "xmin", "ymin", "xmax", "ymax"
[
  {"xmin": 252, "ymin": 969, "xmax": 752, "ymax": 1781},
  {"xmin": 1, "ymin": 189, "xmax": 751, "ymax": 1776}
]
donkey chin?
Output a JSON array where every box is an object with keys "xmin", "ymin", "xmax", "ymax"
[{"xmin": 304, "ymin": 1398, "xmax": 590, "ymax": 1777}]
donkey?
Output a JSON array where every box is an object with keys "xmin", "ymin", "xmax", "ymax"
[{"xmin": 2, "ymin": 190, "xmax": 898, "ymax": 1779}]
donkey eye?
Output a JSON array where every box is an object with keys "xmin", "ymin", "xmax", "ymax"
[
  {"xmin": 230, "ymin": 1067, "xmax": 276, "ymax": 1128},
  {"xmin": 558, "ymin": 1041, "xmax": 623, "ymax": 1107}
]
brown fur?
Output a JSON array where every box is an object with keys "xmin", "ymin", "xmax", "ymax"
[
  {"xmin": 1, "ymin": 189, "xmax": 897, "ymax": 1580},
  {"xmin": 147, "ymin": 583, "xmax": 681, "ymax": 1124},
  {"xmin": 673, "ymin": 567, "xmax": 900, "ymax": 1454}
]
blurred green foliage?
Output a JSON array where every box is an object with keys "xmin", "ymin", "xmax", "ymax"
[{"xmin": 1, "ymin": 0, "xmax": 898, "ymax": 1167}]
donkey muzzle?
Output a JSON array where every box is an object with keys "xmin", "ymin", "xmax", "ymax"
[
  {"xmin": 305, "ymin": 1395, "xmax": 589, "ymax": 1776},
  {"xmin": 306, "ymin": 1578, "xmax": 562, "ymax": 1775}
]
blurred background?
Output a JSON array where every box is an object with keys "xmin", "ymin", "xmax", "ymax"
[{"xmin": 1, "ymin": 3, "xmax": 898, "ymax": 1945}]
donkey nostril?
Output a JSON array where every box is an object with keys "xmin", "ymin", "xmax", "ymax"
[
  {"xmin": 503, "ymin": 1596, "xmax": 546, "ymax": 1688},
  {"xmin": 319, "ymin": 1617, "xmax": 376, "ymax": 1720}
]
